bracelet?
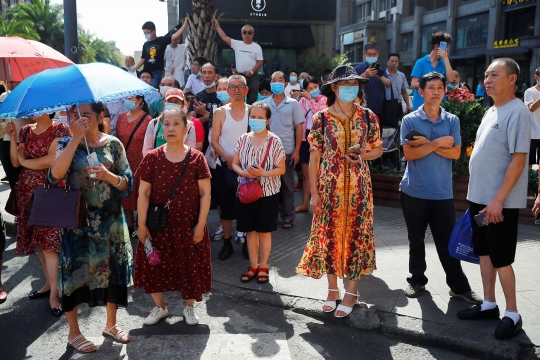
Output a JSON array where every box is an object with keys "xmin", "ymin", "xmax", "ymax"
[{"xmin": 113, "ymin": 175, "xmax": 123, "ymax": 188}]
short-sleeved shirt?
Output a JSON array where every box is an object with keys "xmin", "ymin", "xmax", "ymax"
[
  {"xmin": 354, "ymin": 62, "xmax": 389, "ymax": 116},
  {"xmin": 234, "ymin": 132, "xmax": 285, "ymax": 197},
  {"xmin": 476, "ymin": 84, "xmax": 486, "ymax": 97},
  {"xmin": 411, "ymin": 55, "xmax": 447, "ymax": 110},
  {"xmin": 400, "ymin": 105, "xmax": 462, "ymax": 200},
  {"xmin": 142, "ymin": 35, "xmax": 172, "ymax": 73},
  {"xmin": 263, "ymin": 96, "xmax": 305, "ymax": 154},
  {"xmin": 230, "ymin": 39, "xmax": 263, "ymax": 74},
  {"xmin": 149, "ymin": 97, "xmax": 164, "ymax": 118},
  {"xmin": 188, "ymin": 90, "xmax": 222, "ymax": 152},
  {"xmin": 385, "ymin": 70, "xmax": 409, "ymax": 103},
  {"xmin": 467, "ymin": 99, "xmax": 532, "ymax": 208},
  {"xmin": 185, "ymin": 74, "xmax": 206, "ymax": 95},
  {"xmin": 524, "ymin": 86, "xmax": 540, "ymax": 139}
]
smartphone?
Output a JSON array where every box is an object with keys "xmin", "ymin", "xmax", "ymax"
[
  {"xmin": 291, "ymin": 89, "xmax": 300, "ymax": 94},
  {"xmin": 349, "ymin": 144, "xmax": 362, "ymax": 154},
  {"xmin": 439, "ymin": 41, "xmax": 447, "ymax": 51},
  {"xmin": 405, "ymin": 129, "xmax": 426, "ymax": 141},
  {"xmin": 474, "ymin": 213, "xmax": 486, "ymax": 227}
]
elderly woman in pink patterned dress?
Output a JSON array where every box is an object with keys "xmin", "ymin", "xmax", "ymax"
[{"xmin": 295, "ymin": 76, "xmax": 327, "ymax": 213}]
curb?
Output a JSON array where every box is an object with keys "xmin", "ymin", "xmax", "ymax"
[{"xmin": 211, "ymin": 280, "xmax": 539, "ymax": 360}]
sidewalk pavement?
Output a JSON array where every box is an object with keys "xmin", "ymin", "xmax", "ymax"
[{"xmin": 1, "ymin": 167, "xmax": 539, "ymax": 359}]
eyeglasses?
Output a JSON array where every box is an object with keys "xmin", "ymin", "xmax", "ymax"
[
  {"xmin": 242, "ymin": 31, "xmax": 253, "ymax": 35},
  {"xmin": 228, "ymin": 85, "xmax": 247, "ymax": 91}
]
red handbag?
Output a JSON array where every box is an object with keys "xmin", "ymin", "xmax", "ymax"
[{"xmin": 238, "ymin": 137, "xmax": 274, "ymax": 204}]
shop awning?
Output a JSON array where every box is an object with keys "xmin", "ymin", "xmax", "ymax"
[
  {"xmin": 219, "ymin": 23, "xmax": 315, "ymax": 48},
  {"xmin": 485, "ymin": 48, "xmax": 531, "ymax": 56}
]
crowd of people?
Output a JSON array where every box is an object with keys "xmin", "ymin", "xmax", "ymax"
[{"xmin": 0, "ymin": 19, "xmax": 538, "ymax": 354}]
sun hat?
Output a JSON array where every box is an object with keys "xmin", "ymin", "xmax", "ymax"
[{"xmin": 321, "ymin": 65, "xmax": 369, "ymax": 96}]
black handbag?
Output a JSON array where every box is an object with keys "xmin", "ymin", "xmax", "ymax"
[
  {"xmin": 219, "ymin": 158, "xmax": 239, "ymax": 188},
  {"xmin": 382, "ymin": 78, "xmax": 403, "ymax": 128},
  {"xmin": 146, "ymin": 148, "xmax": 191, "ymax": 232}
]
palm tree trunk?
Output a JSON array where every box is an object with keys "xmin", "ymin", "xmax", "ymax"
[{"xmin": 185, "ymin": 0, "xmax": 219, "ymax": 63}]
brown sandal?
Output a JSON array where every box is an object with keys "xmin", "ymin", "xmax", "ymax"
[
  {"xmin": 257, "ymin": 268, "xmax": 270, "ymax": 284},
  {"xmin": 241, "ymin": 267, "xmax": 258, "ymax": 283}
]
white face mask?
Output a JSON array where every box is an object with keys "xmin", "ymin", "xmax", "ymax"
[
  {"xmin": 160, "ymin": 86, "xmax": 171, "ymax": 98},
  {"xmin": 57, "ymin": 115, "xmax": 68, "ymax": 123}
]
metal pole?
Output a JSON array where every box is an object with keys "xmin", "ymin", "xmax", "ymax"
[{"xmin": 63, "ymin": 0, "xmax": 78, "ymax": 64}]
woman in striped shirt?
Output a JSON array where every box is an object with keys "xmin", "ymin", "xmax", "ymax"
[{"xmin": 232, "ymin": 102, "xmax": 286, "ymax": 284}]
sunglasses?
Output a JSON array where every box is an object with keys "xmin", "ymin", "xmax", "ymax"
[
  {"xmin": 242, "ymin": 31, "xmax": 253, "ymax": 35},
  {"xmin": 228, "ymin": 85, "xmax": 247, "ymax": 91}
]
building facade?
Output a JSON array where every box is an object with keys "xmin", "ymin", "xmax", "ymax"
[
  {"xmin": 176, "ymin": 0, "xmax": 336, "ymax": 78},
  {"xmin": 337, "ymin": 0, "xmax": 540, "ymax": 92}
]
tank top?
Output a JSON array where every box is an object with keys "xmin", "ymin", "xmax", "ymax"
[{"xmin": 218, "ymin": 106, "xmax": 249, "ymax": 157}]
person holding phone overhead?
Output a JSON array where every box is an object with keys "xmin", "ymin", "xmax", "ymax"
[
  {"xmin": 410, "ymin": 32, "xmax": 454, "ymax": 110},
  {"xmin": 353, "ymin": 43, "xmax": 390, "ymax": 126},
  {"xmin": 399, "ymin": 72, "xmax": 482, "ymax": 305}
]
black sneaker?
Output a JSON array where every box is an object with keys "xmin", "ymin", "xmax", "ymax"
[
  {"xmin": 457, "ymin": 304, "xmax": 500, "ymax": 320},
  {"xmin": 218, "ymin": 241, "xmax": 233, "ymax": 261},
  {"xmin": 495, "ymin": 316, "xmax": 522, "ymax": 340},
  {"xmin": 449, "ymin": 290, "xmax": 483, "ymax": 305},
  {"xmin": 404, "ymin": 284, "xmax": 425, "ymax": 298}
]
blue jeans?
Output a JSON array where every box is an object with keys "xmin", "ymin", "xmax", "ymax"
[{"xmin": 151, "ymin": 70, "xmax": 163, "ymax": 89}]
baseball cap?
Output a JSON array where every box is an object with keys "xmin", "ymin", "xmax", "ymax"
[
  {"xmin": 221, "ymin": 68, "xmax": 233, "ymax": 76},
  {"xmin": 230, "ymin": 64, "xmax": 236, "ymax": 68},
  {"xmin": 165, "ymin": 88, "xmax": 185, "ymax": 101}
]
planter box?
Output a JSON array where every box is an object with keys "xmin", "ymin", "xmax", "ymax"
[{"xmin": 370, "ymin": 174, "xmax": 535, "ymax": 224}]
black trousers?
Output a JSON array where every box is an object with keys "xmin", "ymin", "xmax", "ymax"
[
  {"xmin": 0, "ymin": 212, "xmax": 5, "ymax": 258},
  {"xmin": 2, "ymin": 141, "xmax": 20, "ymax": 190},
  {"xmin": 400, "ymin": 192, "xmax": 471, "ymax": 294}
]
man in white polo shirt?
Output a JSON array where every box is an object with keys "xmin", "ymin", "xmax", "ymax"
[{"xmin": 213, "ymin": 18, "xmax": 263, "ymax": 105}]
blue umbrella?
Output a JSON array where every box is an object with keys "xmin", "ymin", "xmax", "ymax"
[{"xmin": 0, "ymin": 62, "xmax": 157, "ymax": 118}]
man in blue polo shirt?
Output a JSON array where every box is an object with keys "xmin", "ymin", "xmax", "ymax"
[
  {"xmin": 410, "ymin": 32, "xmax": 454, "ymax": 110},
  {"xmin": 399, "ymin": 72, "xmax": 482, "ymax": 304}
]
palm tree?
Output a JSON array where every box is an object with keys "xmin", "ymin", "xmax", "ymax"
[
  {"xmin": 77, "ymin": 28, "xmax": 96, "ymax": 64},
  {"xmin": 0, "ymin": 11, "xmax": 39, "ymax": 39},
  {"xmin": 185, "ymin": 0, "xmax": 220, "ymax": 62}
]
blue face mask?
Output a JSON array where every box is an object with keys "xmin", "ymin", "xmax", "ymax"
[
  {"xmin": 164, "ymin": 102, "xmax": 182, "ymax": 111},
  {"xmin": 289, "ymin": 76, "xmax": 297, "ymax": 83},
  {"xmin": 365, "ymin": 56, "xmax": 378, "ymax": 65},
  {"xmin": 249, "ymin": 119, "xmax": 267, "ymax": 133},
  {"xmin": 124, "ymin": 99, "xmax": 137, "ymax": 111},
  {"xmin": 204, "ymin": 81, "xmax": 216, "ymax": 89},
  {"xmin": 447, "ymin": 83, "xmax": 458, "ymax": 90},
  {"xmin": 260, "ymin": 95, "xmax": 269, "ymax": 100},
  {"xmin": 216, "ymin": 91, "xmax": 230, "ymax": 103},
  {"xmin": 144, "ymin": 33, "xmax": 152, "ymax": 41},
  {"xmin": 337, "ymin": 86, "xmax": 359, "ymax": 103},
  {"xmin": 271, "ymin": 82, "xmax": 285, "ymax": 95},
  {"xmin": 195, "ymin": 71, "xmax": 201, "ymax": 78},
  {"xmin": 310, "ymin": 89, "xmax": 321, "ymax": 98}
]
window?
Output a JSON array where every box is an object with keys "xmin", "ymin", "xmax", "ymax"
[
  {"xmin": 421, "ymin": 23, "xmax": 446, "ymax": 53},
  {"xmin": 356, "ymin": 1, "xmax": 371, "ymax": 22},
  {"xmin": 505, "ymin": 10, "xmax": 535, "ymax": 39},
  {"xmin": 402, "ymin": 33, "xmax": 413, "ymax": 52},
  {"xmin": 456, "ymin": 17, "xmax": 489, "ymax": 49}
]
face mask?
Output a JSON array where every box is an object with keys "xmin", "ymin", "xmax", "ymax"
[
  {"xmin": 310, "ymin": 89, "xmax": 321, "ymax": 98},
  {"xmin": 271, "ymin": 82, "xmax": 285, "ymax": 95},
  {"xmin": 160, "ymin": 86, "xmax": 171, "ymax": 98},
  {"xmin": 57, "ymin": 115, "xmax": 68, "ymax": 123},
  {"xmin": 249, "ymin": 119, "xmax": 267, "ymax": 133},
  {"xmin": 124, "ymin": 99, "xmax": 137, "ymax": 111},
  {"xmin": 164, "ymin": 102, "xmax": 182, "ymax": 111},
  {"xmin": 145, "ymin": 33, "xmax": 152, "ymax": 41},
  {"xmin": 366, "ymin": 57, "xmax": 378, "ymax": 65},
  {"xmin": 204, "ymin": 81, "xmax": 216, "ymax": 89},
  {"xmin": 447, "ymin": 83, "xmax": 458, "ymax": 90},
  {"xmin": 195, "ymin": 71, "xmax": 201, "ymax": 78},
  {"xmin": 216, "ymin": 91, "xmax": 230, "ymax": 103},
  {"xmin": 289, "ymin": 76, "xmax": 297, "ymax": 83},
  {"xmin": 337, "ymin": 86, "xmax": 359, "ymax": 103}
]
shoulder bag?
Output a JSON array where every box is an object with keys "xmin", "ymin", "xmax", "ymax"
[
  {"xmin": 146, "ymin": 148, "xmax": 191, "ymax": 232},
  {"xmin": 28, "ymin": 175, "xmax": 89, "ymax": 228},
  {"xmin": 238, "ymin": 136, "xmax": 274, "ymax": 204},
  {"xmin": 5, "ymin": 187, "xmax": 17, "ymax": 216}
]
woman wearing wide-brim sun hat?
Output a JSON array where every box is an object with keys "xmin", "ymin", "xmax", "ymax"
[{"xmin": 296, "ymin": 65, "xmax": 383, "ymax": 318}]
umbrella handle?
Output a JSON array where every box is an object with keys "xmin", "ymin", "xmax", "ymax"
[{"xmin": 76, "ymin": 105, "xmax": 92, "ymax": 162}]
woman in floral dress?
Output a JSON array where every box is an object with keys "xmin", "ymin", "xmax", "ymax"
[
  {"xmin": 296, "ymin": 66, "xmax": 383, "ymax": 318},
  {"xmin": 116, "ymin": 95, "xmax": 151, "ymax": 234},
  {"xmin": 5, "ymin": 114, "xmax": 69, "ymax": 316},
  {"xmin": 50, "ymin": 102, "xmax": 133, "ymax": 353},
  {"xmin": 136, "ymin": 106, "xmax": 212, "ymax": 327}
]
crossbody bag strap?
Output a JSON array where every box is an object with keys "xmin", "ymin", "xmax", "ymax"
[
  {"xmin": 260, "ymin": 136, "xmax": 274, "ymax": 169},
  {"xmin": 165, "ymin": 147, "xmax": 191, "ymax": 207},
  {"xmin": 125, "ymin": 114, "xmax": 150, "ymax": 152}
]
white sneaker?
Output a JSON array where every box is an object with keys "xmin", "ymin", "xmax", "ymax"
[
  {"xmin": 235, "ymin": 231, "xmax": 246, "ymax": 244},
  {"xmin": 143, "ymin": 306, "xmax": 169, "ymax": 326},
  {"xmin": 183, "ymin": 306, "xmax": 199, "ymax": 325},
  {"xmin": 210, "ymin": 226, "xmax": 224, "ymax": 241}
]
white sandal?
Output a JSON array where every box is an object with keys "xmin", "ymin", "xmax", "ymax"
[
  {"xmin": 102, "ymin": 324, "xmax": 130, "ymax": 343},
  {"xmin": 322, "ymin": 288, "xmax": 341, "ymax": 313},
  {"xmin": 67, "ymin": 334, "xmax": 97, "ymax": 353},
  {"xmin": 334, "ymin": 291, "xmax": 359, "ymax": 318}
]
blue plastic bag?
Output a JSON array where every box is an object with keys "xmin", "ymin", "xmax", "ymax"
[{"xmin": 448, "ymin": 209, "xmax": 479, "ymax": 264}]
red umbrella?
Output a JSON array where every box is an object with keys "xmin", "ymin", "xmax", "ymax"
[{"xmin": 0, "ymin": 36, "xmax": 74, "ymax": 81}]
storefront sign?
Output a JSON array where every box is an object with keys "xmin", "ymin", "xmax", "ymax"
[
  {"xmin": 353, "ymin": 30, "xmax": 365, "ymax": 43},
  {"xmin": 502, "ymin": 0, "xmax": 534, "ymax": 5},
  {"xmin": 493, "ymin": 38, "xmax": 520, "ymax": 49},
  {"xmin": 343, "ymin": 32, "xmax": 354, "ymax": 45}
]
